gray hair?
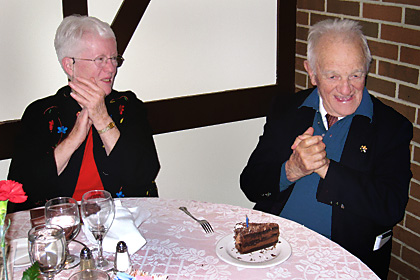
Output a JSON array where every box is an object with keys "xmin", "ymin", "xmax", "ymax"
[
  {"xmin": 54, "ymin": 15, "xmax": 116, "ymax": 66},
  {"xmin": 307, "ymin": 19, "xmax": 372, "ymax": 74}
]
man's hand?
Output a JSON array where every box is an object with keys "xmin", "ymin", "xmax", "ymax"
[{"xmin": 285, "ymin": 127, "xmax": 329, "ymax": 182}]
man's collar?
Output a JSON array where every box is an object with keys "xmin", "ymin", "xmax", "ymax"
[{"xmin": 300, "ymin": 87, "xmax": 373, "ymax": 121}]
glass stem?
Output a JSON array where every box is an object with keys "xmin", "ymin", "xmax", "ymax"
[
  {"xmin": 97, "ymin": 238, "xmax": 105, "ymax": 263},
  {"xmin": 65, "ymin": 243, "xmax": 74, "ymax": 264}
]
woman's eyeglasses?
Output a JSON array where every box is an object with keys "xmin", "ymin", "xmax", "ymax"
[{"xmin": 72, "ymin": 55, "xmax": 124, "ymax": 68}]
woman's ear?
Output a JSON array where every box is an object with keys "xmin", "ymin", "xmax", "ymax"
[{"xmin": 62, "ymin": 57, "xmax": 74, "ymax": 78}]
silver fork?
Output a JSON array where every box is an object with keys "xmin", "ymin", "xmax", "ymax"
[{"xmin": 179, "ymin": 207, "xmax": 214, "ymax": 233}]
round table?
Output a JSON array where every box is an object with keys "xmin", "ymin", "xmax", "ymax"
[{"xmin": 8, "ymin": 198, "xmax": 379, "ymax": 279}]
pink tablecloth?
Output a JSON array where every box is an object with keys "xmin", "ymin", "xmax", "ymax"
[{"xmin": 8, "ymin": 198, "xmax": 379, "ymax": 279}]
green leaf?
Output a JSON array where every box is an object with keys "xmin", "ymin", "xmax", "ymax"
[{"xmin": 21, "ymin": 262, "xmax": 40, "ymax": 280}]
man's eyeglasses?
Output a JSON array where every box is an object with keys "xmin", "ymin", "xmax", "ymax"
[{"xmin": 72, "ymin": 55, "xmax": 124, "ymax": 68}]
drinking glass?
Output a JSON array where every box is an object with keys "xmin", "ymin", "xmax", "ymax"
[
  {"xmin": 45, "ymin": 197, "xmax": 81, "ymax": 269},
  {"xmin": 68, "ymin": 269, "xmax": 110, "ymax": 280},
  {"xmin": 28, "ymin": 224, "xmax": 66, "ymax": 280},
  {"xmin": 81, "ymin": 190, "xmax": 115, "ymax": 270}
]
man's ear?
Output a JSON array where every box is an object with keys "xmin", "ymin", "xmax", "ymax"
[
  {"xmin": 62, "ymin": 57, "xmax": 74, "ymax": 78},
  {"xmin": 304, "ymin": 60, "xmax": 317, "ymax": 86}
]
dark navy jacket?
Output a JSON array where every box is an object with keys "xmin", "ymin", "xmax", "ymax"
[{"xmin": 240, "ymin": 88, "xmax": 413, "ymax": 279}]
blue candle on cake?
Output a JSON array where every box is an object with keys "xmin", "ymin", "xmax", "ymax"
[{"xmin": 246, "ymin": 215, "xmax": 249, "ymax": 228}]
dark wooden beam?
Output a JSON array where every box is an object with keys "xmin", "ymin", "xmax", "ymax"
[
  {"xmin": 146, "ymin": 85, "xmax": 279, "ymax": 135},
  {"xmin": 111, "ymin": 0, "xmax": 151, "ymax": 55},
  {"xmin": 62, "ymin": 0, "xmax": 88, "ymax": 17},
  {"xmin": 0, "ymin": 120, "xmax": 21, "ymax": 161},
  {"xmin": 0, "ymin": 84, "xmax": 283, "ymax": 160},
  {"xmin": 278, "ymin": 0, "xmax": 297, "ymax": 94}
]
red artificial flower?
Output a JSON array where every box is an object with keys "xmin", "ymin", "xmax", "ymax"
[{"xmin": 0, "ymin": 180, "xmax": 28, "ymax": 203}]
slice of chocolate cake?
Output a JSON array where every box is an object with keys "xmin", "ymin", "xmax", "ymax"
[{"xmin": 234, "ymin": 222, "xmax": 279, "ymax": 254}]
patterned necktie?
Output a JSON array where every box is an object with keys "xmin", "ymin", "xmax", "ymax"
[{"xmin": 326, "ymin": 114, "xmax": 338, "ymax": 129}]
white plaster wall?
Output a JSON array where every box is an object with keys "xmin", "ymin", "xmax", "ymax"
[
  {"xmin": 154, "ymin": 118, "xmax": 264, "ymax": 208},
  {"xmin": 0, "ymin": 0, "xmax": 276, "ymax": 208}
]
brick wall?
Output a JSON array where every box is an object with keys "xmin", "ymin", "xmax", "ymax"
[{"xmin": 295, "ymin": 1, "xmax": 420, "ymax": 279}]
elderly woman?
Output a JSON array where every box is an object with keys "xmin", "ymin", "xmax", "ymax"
[{"xmin": 8, "ymin": 15, "xmax": 160, "ymax": 211}]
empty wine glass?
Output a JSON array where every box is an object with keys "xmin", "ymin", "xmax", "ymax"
[
  {"xmin": 81, "ymin": 190, "xmax": 115, "ymax": 270},
  {"xmin": 28, "ymin": 224, "xmax": 66, "ymax": 280},
  {"xmin": 45, "ymin": 197, "xmax": 81, "ymax": 269}
]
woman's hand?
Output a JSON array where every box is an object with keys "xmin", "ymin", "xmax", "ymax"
[
  {"xmin": 54, "ymin": 108, "xmax": 92, "ymax": 175},
  {"xmin": 69, "ymin": 108, "xmax": 92, "ymax": 144},
  {"xmin": 69, "ymin": 77, "xmax": 108, "ymax": 127},
  {"xmin": 69, "ymin": 77, "xmax": 120, "ymax": 155}
]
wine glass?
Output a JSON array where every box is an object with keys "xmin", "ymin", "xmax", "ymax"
[
  {"xmin": 45, "ymin": 197, "xmax": 81, "ymax": 269},
  {"xmin": 81, "ymin": 190, "xmax": 115, "ymax": 270},
  {"xmin": 28, "ymin": 224, "xmax": 66, "ymax": 280}
]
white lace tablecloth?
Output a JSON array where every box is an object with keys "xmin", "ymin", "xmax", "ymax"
[{"xmin": 7, "ymin": 198, "xmax": 379, "ymax": 279}]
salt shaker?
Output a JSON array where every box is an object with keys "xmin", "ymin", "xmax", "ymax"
[
  {"xmin": 80, "ymin": 247, "xmax": 96, "ymax": 271},
  {"xmin": 114, "ymin": 241, "xmax": 132, "ymax": 273}
]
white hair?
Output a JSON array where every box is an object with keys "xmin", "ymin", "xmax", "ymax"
[
  {"xmin": 54, "ymin": 15, "xmax": 116, "ymax": 66},
  {"xmin": 307, "ymin": 19, "xmax": 372, "ymax": 74}
]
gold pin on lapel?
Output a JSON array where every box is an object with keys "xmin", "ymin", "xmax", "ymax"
[{"xmin": 360, "ymin": 145, "xmax": 367, "ymax": 153}]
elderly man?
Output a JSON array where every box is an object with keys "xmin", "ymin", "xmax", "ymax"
[
  {"xmin": 9, "ymin": 15, "xmax": 160, "ymax": 211},
  {"xmin": 240, "ymin": 19, "xmax": 412, "ymax": 279}
]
